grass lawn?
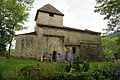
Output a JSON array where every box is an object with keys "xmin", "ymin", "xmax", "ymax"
[
  {"xmin": 0, "ymin": 57, "xmax": 40, "ymax": 79},
  {"xmin": 0, "ymin": 57, "xmax": 40, "ymax": 71},
  {"xmin": 0, "ymin": 56, "xmax": 66, "ymax": 79},
  {"xmin": 0, "ymin": 56, "xmax": 116, "ymax": 79}
]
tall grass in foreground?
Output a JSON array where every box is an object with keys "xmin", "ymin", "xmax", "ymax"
[
  {"xmin": 0, "ymin": 56, "xmax": 117, "ymax": 80},
  {"xmin": 0, "ymin": 57, "xmax": 66, "ymax": 79},
  {"xmin": 0, "ymin": 57, "xmax": 40, "ymax": 79}
]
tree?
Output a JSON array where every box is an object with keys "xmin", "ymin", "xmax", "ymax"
[
  {"xmin": 115, "ymin": 35, "xmax": 120, "ymax": 59},
  {"xmin": 0, "ymin": 0, "xmax": 34, "ymax": 57},
  {"xmin": 95, "ymin": 0, "xmax": 120, "ymax": 32},
  {"xmin": 102, "ymin": 37, "xmax": 119, "ymax": 60},
  {"xmin": 0, "ymin": 24, "xmax": 7, "ymax": 55}
]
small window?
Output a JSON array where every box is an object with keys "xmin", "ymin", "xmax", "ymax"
[
  {"xmin": 21, "ymin": 39, "xmax": 24, "ymax": 51},
  {"xmin": 49, "ymin": 13, "xmax": 54, "ymax": 17},
  {"xmin": 73, "ymin": 47, "xmax": 76, "ymax": 54}
]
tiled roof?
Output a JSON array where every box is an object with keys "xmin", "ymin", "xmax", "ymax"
[
  {"xmin": 35, "ymin": 4, "xmax": 64, "ymax": 21},
  {"xmin": 38, "ymin": 4, "xmax": 64, "ymax": 16}
]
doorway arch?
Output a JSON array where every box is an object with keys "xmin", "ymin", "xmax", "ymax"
[{"xmin": 52, "ymin": 51, "xmax": 57, "ymax": 62}]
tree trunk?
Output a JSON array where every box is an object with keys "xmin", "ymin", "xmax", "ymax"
[
  {"xmin": 6, "ymin": 35, "xmax": 13, "ymax": 58},
  {"xmin": 6, "ymin": 23, "xmax": 16, "ymax": 59}
]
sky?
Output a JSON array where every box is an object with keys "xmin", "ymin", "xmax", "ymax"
[{"xmin": 16, "ymin": 0, "xmax": 108, "ymax": 34}]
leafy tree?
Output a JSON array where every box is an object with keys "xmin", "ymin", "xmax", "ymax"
[
  {"xmin": 95, "ymin": 0, "xmax": 120, "ymax": 32},
  {"xmin": 0, "ymin": 27, "xmax": 8, "ymax": 56},
  {"xmin": 115, "ymin": 35, "xmax": 120, "ymax": 59},
  {"xmin": 0, "ymin": 0, "xmax": 34, "ymax": 57},
  {"xmin": 102, "ymin": 37, "xmax": 119, "ymax": 60},
  {"xmin": 116, "ymin": 35, "xmax": 120, "ymax": 46}
]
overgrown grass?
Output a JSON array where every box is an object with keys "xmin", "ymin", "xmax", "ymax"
[
  {"xmin": 0, "ymin": 57, "xmax": 40, "ymax": 79},
  {"xmin": 89, "ymin": 61, "xmax": 115, "ymax": 69},
  {"xmin": 0, "ymin": 57, "xmax": 67, "ymax": 79},
  {"xmin": 0, "ymin": 56, "xmax": 117, "ymax": 79},
  {"xmin": 0, "ymin": 57, "xmax": 40, "ymax": 70}
]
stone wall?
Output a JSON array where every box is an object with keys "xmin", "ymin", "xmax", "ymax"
[
  {"xmin": 41, "ymin": 26, "xmax": 101, "ymax": 44},
  {"xmin": 80, "ymin": 42, "xmax": 103, "ymax": 61},
  {"xmin": 15, "ymin": 34, "xmax": 40, "ymax": 59},
  {"xmin": 43, "ymin": 36, "xmax": 64, "ymax": 55},
  {"xmin": 36, "ymin": 12, "xmax": 63, "ymax": 27},
  {"xmin": 15, "ymin": 25, "xmax": 102, "ymax": 61},
  {"xmin": 38, "ymin": 26, "xmax": 102, "ymax": 61}
]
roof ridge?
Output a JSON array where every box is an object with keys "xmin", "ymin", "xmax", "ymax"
[{"xmin": 38, "ymin": 4, "xmax": 64, "ymax": 16}]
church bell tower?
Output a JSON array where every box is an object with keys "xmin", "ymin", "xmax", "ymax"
[{"xmin": 34, "ymin": 4, "xmax": 64, "ymax": 27}]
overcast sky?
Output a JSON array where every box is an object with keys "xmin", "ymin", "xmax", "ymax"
[{"xmin": 16, "ymin": 0, "xmax": 108, "ymax": 34}]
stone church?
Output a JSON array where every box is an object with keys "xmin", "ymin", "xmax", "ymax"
[{"xmin": 15, "ymin": 4, "xmax": 103, "ymax": 61}]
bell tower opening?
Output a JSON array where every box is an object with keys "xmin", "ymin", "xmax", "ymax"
[{"xmin": 49, "ymin": 13, "xmax": 54, "ymax": 17}]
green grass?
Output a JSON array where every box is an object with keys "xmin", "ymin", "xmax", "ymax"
[
  {"xmin": 0, "ymin": 56, "xmax": 116, "ymax": 79},
  {"xmin": 89, "ymin": 61, "xmax": 115, "ymax": 68},
  {"xmin": 0, "ymin": 56, "xmax": 66, "ymax": 79},
  {"xmin": 0, "ymin": 57, "xmax": 40, "ymax": 70},
  {"xmin": 0, "ymin": 57, "xmax": 40, "ymax": 79}
]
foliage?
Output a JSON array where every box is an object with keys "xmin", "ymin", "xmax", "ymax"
[
  {"xmin": 0, "ymin": 56, "xmax": 120, "ymax": 80},
  {"xmin": 0, "ymin": 0, "xmax": 34, "ymax": 56},
  {"xmin": 18, "ymin": 65, "xmax": 39, "ymax": 80},
  {"xmin": 0, "ymin": 42, "xmax": 6, "ymax": 56},
  {"xmin": 102, "ymin": 37, "xmax": 119, "ymax": 60},
  {"xmin": 65, "ymin": 57, "xmax": 89, "ymax": 73},
  {"xmin": 0, "ymin": 57, "xmax": 66, "ymax": 79},
  {"xmin": 89, "ymin": 61, "xmax": 114, "ymax": 69},
  {"xmin": 116, "ymin": 35, "xmax": 120, "ymax": 53},
  {"xmin": 0, "ymin": 57, "xmax": 39, "ymax": 79},
  {"xmin": 82, "ymin": 61, "xmax": 89, "ymax": 72},
  {"xmin": 43, "ymin": 72, "xmax": 94, "ymax": 80},
  {"xmin": 117, "ymin": 35, "xmax": 120, "ymax": 44},
  {"xmin": 95, "ymin": 0, "xmax": 120, "ymax": 31},
  {"xmin": 10, "ymin": 49, "xmax": 15, "ymax": 56},
  {"xmin": 92, "ymin": 66, "xmax": 114, "ymax": 80}
]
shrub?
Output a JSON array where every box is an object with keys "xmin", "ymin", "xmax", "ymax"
[
  {"xmin": 82, "ymin": 61, "xmax": 89, "ymax": 72},
  {"xmin": 91, "ymin": 66, "xmax": 114, "ymax": 80},
  {"xmin": 17, "ymin": 65, "xmax": 38, "ymax": 80},
  {"xmin": 43, "ymin": 72, "xmax": 94, "ymax": 80},
  {"xmin": 65, "ymin": 57, "xmax": 89, "ymax": 73},
  {"xmin": 65, "ymin": 63, "xmax": 72, "ymax": 72}
]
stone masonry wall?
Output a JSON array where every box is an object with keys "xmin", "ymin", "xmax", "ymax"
[
  {"xmin": 80, "ymin": 42, "xmax": 103, "ymax": 61},
  {"xmin": 41, "ymin": 26, "xmax": 101, "ymax": 45},
  {"xmin": 36, "ymin": 12, "xmax": 63, "ymax": 27},
  {"xmin": 38, "ymin": 26, "xmax": 102, "ymax": 61},
  {"xmin": 15, "ymin": 34, "xmax": 40, "ymax": 59},
  {"xmin": 15, "ymin": 26, "xmax": 102, "ymax": 61}
]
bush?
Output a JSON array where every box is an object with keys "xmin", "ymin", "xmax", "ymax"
[
  {"xmin": 90, "ymin": 65, "xmax": 120, "ymax": 80},
  {"xmin": 18, "ymin": 65, "xmax": 38, "ymax": 80},
  {"xmin": 65, "ymin": 57, "xmax": 89, "ymax": 72},
  {"xmin": 43, "ymin": 72, "xmax": 94, "ymax": 80},
  {"xmin": 65, "ymin": 63, "xmax": 72, "ymax": 72},
  {"xmin": 17, "ymin": 64, "xmax": 120, "ymax": 80},
  {"xmin": 82, "ymin": 61, "xmax": 89, "ymax": 72}
]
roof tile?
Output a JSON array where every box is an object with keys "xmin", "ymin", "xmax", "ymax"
[{"xmin": 38, "ymin": 4, "xmax": 64, "ymax": 16}]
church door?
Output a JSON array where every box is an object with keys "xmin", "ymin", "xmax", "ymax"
[{"xmin": 52, "ymin": 51, "xmax": 57, "ymax": 62}]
